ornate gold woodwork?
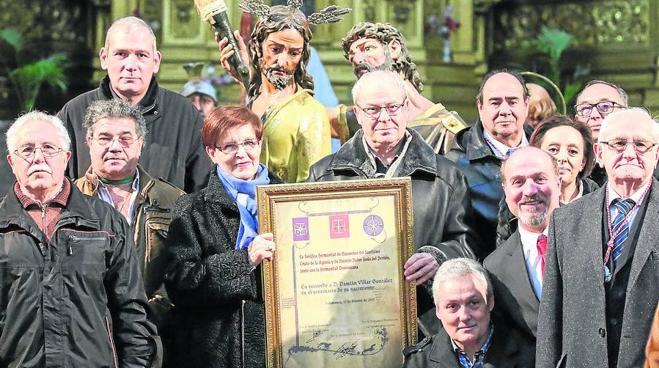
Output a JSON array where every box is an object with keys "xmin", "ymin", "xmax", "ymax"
[{"xmin": 493, "ymin": 0, "xmax": 651, "ymax": 50}]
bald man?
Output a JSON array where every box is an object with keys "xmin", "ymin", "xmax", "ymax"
[{"xmin": 58, "ymin": 16, "xmax": 210, "ymax": 193}]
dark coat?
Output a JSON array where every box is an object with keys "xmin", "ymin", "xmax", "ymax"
[
  {"xmin": 537, "ymin": 180, "xmax": 659, "ymax": 368},
  {"xmin": 164, "ymin": 168, "xmax": 280, "ymax": 368},
  {"xmin": 308, "ymin": 129, "xmax": 477, "ymax": 336},
  {"xmin": 57, "ymin": 76, "xmax": 211, "ymax": 193},
  {"xmin": 76, "ymin": 165, "xmax": 185, "ymax": 330},
  {"xmin": 0, "ymin": 181, "xmax": 157, "ymax": 367},
  {"xmin": 445, "ymin": 120, "xmax": 507, "ymax": 258},
  {"xmin": 484, "ymin": 230, "xmax": 539, "ymax": 365},
  {"xmin": 402, "ymin": 322, "xmax": 533, "ymax": 368}
]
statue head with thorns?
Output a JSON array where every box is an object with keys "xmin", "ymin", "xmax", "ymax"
[
  {"xmin": 342, "ymin": 22, "xmax": 423, "ymax": 92},
  {"xmin": 240, "ymin": 0, "xmax": 350, "ymax": 100}
]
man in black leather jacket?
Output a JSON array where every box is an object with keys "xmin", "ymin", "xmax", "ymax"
[{"xmin": 308, "ymin": 70, "xmax": 478, "ymax": 337}]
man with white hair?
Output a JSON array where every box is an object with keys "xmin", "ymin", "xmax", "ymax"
[
  {"xmin": 0, "ymin": 111, "xmax": 158, "ymax": 367},
  {"xmin": 58, "ymin": 16, "xmax": 210, "ymax": 193},
  {"xmin": 402, "ymin": 258, "xmax": 533, "ymax": 367},
  {"xmin": 308, "ymin": 70, "xmax": 477, "ymax": 336},
  {"xmin": 537, "ymin": 108, "xmax": 659, "ymax": 368}
]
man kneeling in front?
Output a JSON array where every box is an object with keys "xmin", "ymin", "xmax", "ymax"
[{"xmin": 402, "ymin": 258, "xmax": 533, "ymax": 367}]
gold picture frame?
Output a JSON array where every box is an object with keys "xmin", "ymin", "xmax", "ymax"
[{"xmin": 257, "ymin": 178, "xmax": 417, "ymax": 368}]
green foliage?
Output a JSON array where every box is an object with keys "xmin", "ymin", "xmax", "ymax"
[
  {"xmin": 533, "ymin": 26, "xmax": 574, "ymax": 86},
  {"xmin": 0, "ymin": 28, "xmax": 68, "ymax": 113},
  {"xmin": 529, "ymin": 26, "xmax": 588, "ymax": 110},
  {"xmin": 0, "ymin": 29, "xmax": 23, "ymax": 51}
]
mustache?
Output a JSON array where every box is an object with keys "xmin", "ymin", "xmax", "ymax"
[
  {"xmin": 28, "ymin": 164, "xmax": 52, "ymax": 175},
  {"xmin": 519, "ymin": 195, "xmax": 547, "ymax": 206},
  {"xmin": 266, "ymin": 63, "xmax": 294, "ymax": 75}
]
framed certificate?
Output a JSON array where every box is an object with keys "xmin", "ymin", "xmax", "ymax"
[{"xmin": 257, "ymin": 178, "xmax": 417, "ymax": 368}]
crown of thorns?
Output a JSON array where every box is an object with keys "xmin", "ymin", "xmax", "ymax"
[{"xmin": 239, "ymin": 0, "xmax": 351, "ymax": 25}]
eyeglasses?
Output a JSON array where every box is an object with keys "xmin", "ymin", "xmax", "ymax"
[
  {"xmin": 355, "ymin": 99, "xmax": 407, "ymax": 118},
  {"xmin": 216, "ymin": 139, "xmax": 259, "ymax": 154},
  {"xmin": 94, "ymin": 135, "xmax": 138, "ymax": 148},
  {"xmin": 600, "ymin": 139, "xmax": 657, "ymax": 153},
  {"xmin": 13, "ymin": 144, "xmax": 63, "ymax": 161},
  {"xmin": 575, "ymin": 101, "xmax": 623, "ymax": 118}
]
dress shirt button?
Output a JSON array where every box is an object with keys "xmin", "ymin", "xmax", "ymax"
[
  {"xmin": 599, "ymin": 328, "xmax": 606, "ymax": 337},
  {"xmin": 610, "ymin": 318, "xmax": 618, "ymax": 326}
]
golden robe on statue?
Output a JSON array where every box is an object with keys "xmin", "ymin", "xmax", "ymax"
[{"xmin": 260, "ymin": 89, "xmax": 331, "ymax": 183}]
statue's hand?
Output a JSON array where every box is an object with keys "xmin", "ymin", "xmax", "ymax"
[{"xmin": 216, "ymin": 30, "xmax": 251, "ymax": 87}]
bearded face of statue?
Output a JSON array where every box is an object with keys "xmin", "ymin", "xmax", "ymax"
[{"xmin": 259, "ymin": 28, "xmax": 305, "ymax": 90}]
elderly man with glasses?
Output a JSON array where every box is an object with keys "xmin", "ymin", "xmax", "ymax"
[
  {"xmin": 537, "ymin": 107, "xmax": 659, "ymax": 368},
  {"xmin": 1, "ymin": 111, "xmax": 158, "ymax": 367},
  {"xmin": 308, "ymin": 70, "xmax": 477, "ymax": 337},
  {"xmin": 574, "ymin": 80, "xmax": 628, "ymax": 186},
  {"xmin": 75, "ymin": 99, "xmax": 184, "ymax": 351}
]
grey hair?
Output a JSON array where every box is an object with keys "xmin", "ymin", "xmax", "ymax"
[
  {"xmin": 104, "ymin": 16, "xmax": 157, "ymax": 52},
  {"xmin": 83, "ymin": 99, "xmax": 147, "ymax": 139},
  {"xmin": 576, "ymin": 80, "xmax": 628, "ymax": 107},
  {"xmin": 351, "ymin": 70, "xmax": 407, "ymax": 104},
  {"xmin": 6, "ymin": 111, "xmax": 71, "ymax": 153},
  {"xmin": 432, "ymin": 258, "xmax": 493, "ymax": 302},
  {"xmin": 598, "ymin": 107, "xmax": 659, "ymax": 143}
]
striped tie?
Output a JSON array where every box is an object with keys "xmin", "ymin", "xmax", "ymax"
[{"xmin": 611, "ymin": 198, "xmax": 635, "ymax": 265}]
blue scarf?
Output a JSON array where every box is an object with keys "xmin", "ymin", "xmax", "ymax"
[{"xmin": 216, "ymin": 164, "xmax": 270, "ymax": 249}]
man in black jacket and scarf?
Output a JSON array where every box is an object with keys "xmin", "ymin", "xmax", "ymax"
[
  {"xmin": 58, "ymin": 16, "xmax": 210, "ymax": 193},
  {"xmin": 308, "ymin": 70, "xmax": 477, "ymax": 337}
]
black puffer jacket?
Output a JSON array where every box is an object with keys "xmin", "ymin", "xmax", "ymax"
[
  {"xmin": 164, "ymin": 168, "xmax": 280, "ymax": 368},
  {"xmin": 308, "ymin": 129, "xmax": 477, "ymax": 336},
  {"xmin": 0, "ymin": 181, "xmax": 157, "ymax": 368},
  {"xmin": 58, "ymin": 76, "xmax": 211, "ymax": 193}
]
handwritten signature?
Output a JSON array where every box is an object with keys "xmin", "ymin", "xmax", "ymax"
[{"xmin": 285, "ymin": 327, "xmax": 389, "ymax": 364}]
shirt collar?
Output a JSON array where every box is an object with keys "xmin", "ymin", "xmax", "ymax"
[
  {"xmin": 518, "ymin": 224, "xmax": 549, "ymax": 256},
  {"xmin": 482, "ymin": 128, "xmax": 528, "ymax": 159},
  {"xmin": 97, "ymin": 169, "xmax": 141, "ymax": 192},
  {"xmin": 362, "ymin": 131, "xmax": 411, "ymax": 169},
  {"xmin": 606, "ymin": 178, "xmax": 652, "ymax": 207},
  {"xmin": 14, "ymin": 179, "xmax": 71, "ymax": 209},
  {"xmin": 450, "ymin": 324, "xmax": 495, "ymax": 362}
]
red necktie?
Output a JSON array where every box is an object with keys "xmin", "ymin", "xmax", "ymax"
[{"xmin": 537, "ymin": 234, "xmax": 548, "ymax": 276}]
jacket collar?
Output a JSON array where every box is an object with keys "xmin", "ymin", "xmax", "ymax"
[
  {"xmin": 329, "ymin": 129, "xmax": 438, "ymax": 177},
  {"xmin": 0, "ymin": 180, "xmax": 104, "ymax": 232},
  {"xmin": 463, "ymin": 120, "xmax": 499, "ymax": 161},
  {"xmin": 99, "ymin": 75, "xmax": 159, "ymax": 114},
  {"xmin": 428, "ymin": 324, "xmax": 519, "ymax": 366},
  {"xmin": 82, "ymin": 165, "xmax": 156, "ymax": 204}
]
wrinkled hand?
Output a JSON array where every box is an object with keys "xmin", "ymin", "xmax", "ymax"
[
  {"xmin": 216, "ymin": 30, "xmax": 251, "ymax": 87},
  {"xmin": 248, "ymin": 233, "xmax": 275, "ymax": 268},
  {"xmin": 403, "ymin": 252, "xmax": 439, "ymax": 285}
]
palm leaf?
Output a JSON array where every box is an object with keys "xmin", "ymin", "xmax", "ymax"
[
  {"xmin": 10, "ymin": 53, "xmax": 68, "ymax": 111},
  {"xmin": 0, "ymin": 28, "xmax": 23, "ymax": 52},
  {"xmin": 535, "ymin": 26, "xmax": 573, "ymax": 62}
]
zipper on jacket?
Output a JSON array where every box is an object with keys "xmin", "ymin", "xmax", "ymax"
[
  {"xmin": 104, "ymin": 316, "xmax": 119, "ymax": 368},
  {"xmin": 36, "ymin": 201, "xmax": 47, "ymax": 235},
  {"xmin": 241, "ymin": 300, "xmax": 246, "ymax": 368}
]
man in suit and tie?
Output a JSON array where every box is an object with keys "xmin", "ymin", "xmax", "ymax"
[
  {"xmin": 484, "ymin": 146, "xmax": 561, "ymax": 366},
  {"xmin": 537, "ymin": 107, "xmax": 659, "ymax": 368}
]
